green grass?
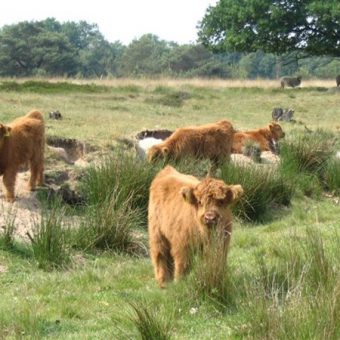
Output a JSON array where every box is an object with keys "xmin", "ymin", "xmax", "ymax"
[{"xmin": 0, "ymin": 78, "xmax": 339, "ymax": 339}]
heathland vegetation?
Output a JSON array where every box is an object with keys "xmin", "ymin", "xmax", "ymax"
[{"xmin": 0, "ymin": 79, "xmax": 339, "ymax": 338}]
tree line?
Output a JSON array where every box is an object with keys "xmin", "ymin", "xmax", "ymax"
[{"xmin": 0, "ymin": 18, "xmax": 339, "ymax": 79}]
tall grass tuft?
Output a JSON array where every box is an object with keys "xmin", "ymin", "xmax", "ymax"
[
  {"xmin": 279, "ymin": 130, "xmax": 336, "ymax": 196},
  {"xmin": 237, "ymin": 229, "xmax": 340, "ymax": 339},
  {"xmin": 187, "ymin": 230, "xmax": 234, "ymax": 307},
  {"xmin": 75, "ymin": 190, "xmax": 142, "ymax": 254},
  {"xmin": 220, "ymin": 162, "xmax": 293, "ymax": 221},
  {"xmin": 29, "ymin": 204, "xmax": 71, "ymax": 270},
  {"xmin": 323, "ymin": 157, "xmax": 340, "ymax": 194},
  {"xmin": 0, "ymin": 208, "xmax": 16, "ymax": 250},
  {"xmin": 128, "ymin": 301, "xmax": 172, "ymax": 340},
  {"xmin": 80, "ymin": 152, "xmax": 158, "ymax": 219}
]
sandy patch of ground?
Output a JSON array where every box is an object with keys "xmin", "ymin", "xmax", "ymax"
[{"xmin": 0, "ymin": 171, "xmax": 41, "ymax": 242}]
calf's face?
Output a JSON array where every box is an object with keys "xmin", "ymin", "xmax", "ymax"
[
  {"xmin": 181, "ymin": 178, "xmax": 243, "ymax": 231},
  {"xmin": 269, "ymin": 122, "xmax": 285, "ymax": 140},
  {"xmin": 0, "ymin": 124, "xmax": 11, "ymax": 149}
]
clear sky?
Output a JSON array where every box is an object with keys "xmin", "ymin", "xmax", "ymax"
[{"xmin": 0, "ymin": 0, "xmax": 218, "ymax": 45}]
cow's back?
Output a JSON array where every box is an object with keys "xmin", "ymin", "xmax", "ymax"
[{"xmin": 167, "ymin": 120, "xmax": 234, "ymax": 159}]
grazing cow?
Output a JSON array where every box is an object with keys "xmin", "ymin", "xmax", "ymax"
[
  {"xmin": 280, "ymin": 76, "xmax": 302, "ymax": 89},
  {"xmin": 147, "ymin": 120, "xmax": 235, "ymax": 171},
  {"xmin": 148, "ymin": 166, "xmax": 243, "ymax": 288},
  {"xmin": 336, "ymin": 75, "xmax": 340, "ymax": 87},
  {"xmin": 0, "ymin": 110, "xmax": 45, "ymax": 202},
  {"xmin": 232, "ymin": 122, "xmax": 285, "ymax": 154}
]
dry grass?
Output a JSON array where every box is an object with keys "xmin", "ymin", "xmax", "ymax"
[{"xmin": 1, "ymin": 77, "xmax": 337, "ymax": 89}]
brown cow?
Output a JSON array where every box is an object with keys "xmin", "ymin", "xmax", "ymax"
[
  {"xmin": 0, "ymin": 110, "xmax": 45, "ymax": 202},
  {"xmin": 148, "ymin": 165, "xmax": 243, "ymax": 288},
  {"xmin": 232, "ymin": 122, "xmax": 285, "ymax": 154},
  {"xmin": 147, "ymin": 120, "xmax": 235, "ymax": 171}
]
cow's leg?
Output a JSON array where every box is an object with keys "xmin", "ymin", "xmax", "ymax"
[
  {"xmin": 150, "ymin": 234, "xmax": 173, "ymax": 288},
  {"xmin": 36, "ymin": 162, "xmax": 44, "ymax": 186},
  {"xmin": 173, "ymin": 247, "xmax": 189, "ymax": 281},
  {"xmin": 3, "ymin": 168, "xmax": 17, "ymax": 202},
  {"xmin": 28, "ymin": 161, "xmax": 39, "ymax": 191}
]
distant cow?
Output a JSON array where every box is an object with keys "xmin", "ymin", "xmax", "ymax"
[
  {"xmin": 49, "ymin": 110, "xmax": 62, "ymax": 120},
  {"xmin": 0, "ymin": 110, "xmax": 45, "ymax": 202},
  {"xmin": 272, "ymin": 108, "xmax": 294, "ymax": 121},
  {"xmin": 136, "ymin": 129, "xmax": 173, "ymax": 140},
  {"xmin": 232, "ymin": 122, "xmax": 285, "ymax": 154},
  {"xmin": 147, "ymin": 120, "xmax": 235, "ymax": 171},
  {"xmin": 336, "ymin": 75, "xmax": 340, "ymax": 87},
  {"xmin": 148, "ymin": 165, "xmax": 243, "ymax": 288},
  {"xmin": 280, "ymin": 76, "xmax": 302, "ymax": 89}
]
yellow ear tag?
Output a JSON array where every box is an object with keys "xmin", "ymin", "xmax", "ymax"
[{"xmin": 4, "ymin": 130, "xmax": 11, "ymax": 137}]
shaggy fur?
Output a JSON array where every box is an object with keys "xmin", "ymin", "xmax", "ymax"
[
  {"xmin": 148, "ymin": 165, "xmax": 243, "ymax": 288},
  {"xmin": 232, "ymin": 122, "xmax": 285, "ymax": 154},
  {"xmin": 0, "ymin": 110, "xmax": 45, "ymax": 202},
  {"xmin": 147, "ymin": 120, "xmax": 235, "ymax": 169},
  {"xmin": 280, "ymin": 76, "xmax": 302, "ymax": 89}
]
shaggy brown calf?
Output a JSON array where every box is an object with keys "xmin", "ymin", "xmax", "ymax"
[
  {"xmin": 0, "ymin": 110, "xmax": 45, "ymax": 202},
  {"xmin": 232, "ymin": 122, "xmax": 285, "ymax": 154},
  {"xmin": 147, "ymin": 120, "xmax": 235, "ymax": 170},
  {"xmin": 148, "ymin": 166, "xmax": 243, "ymax": 288}
]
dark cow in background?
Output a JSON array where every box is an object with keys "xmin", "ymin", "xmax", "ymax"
[
  {"xmin": 49, "ymin": 110, "xmax": 63, "ymax": 120},
  {"xmin": 336, "ymin": 75, "xmax": 340, "ymax": 87},
  {"xmin": 272, "ymin": 108, "xmax": 294, "ymax": 122},
  {"xmin": 136, "ymin": 129, "xmax": 173, "ymax": 140},
  {"xmin": 280, "ymin": 76, "xmax": 302, "ymax": 89}
]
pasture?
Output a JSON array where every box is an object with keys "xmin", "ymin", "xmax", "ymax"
[{"xmin": 0, "ymin": 78, "xmax": 339, "ymax": 339}]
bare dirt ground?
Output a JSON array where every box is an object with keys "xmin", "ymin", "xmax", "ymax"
[{"xmin": 0, "ymin": 171, "xmax": 41, "ymax": 242}]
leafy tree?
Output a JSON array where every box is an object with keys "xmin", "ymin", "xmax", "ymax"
[
  {"xmin": 0, "ymin": 21, "xmax": 78, "ymax": 76},
  {"xmin": 120, "ymin": 34, "xmax": 172, "ymax": 76},
  {"xmin": 198, "ymin": 0, "xmax": 340, "ymax": 57}
]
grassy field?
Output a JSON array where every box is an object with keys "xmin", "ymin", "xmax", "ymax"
[{"xmin": 0, "ymin": 78, "xmax": 339, "ymax": 339}]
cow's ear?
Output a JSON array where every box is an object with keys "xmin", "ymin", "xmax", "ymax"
[
  {"xmin": 162, "ymin": 146, "xmax": 169, "ymax": 155},
  {"xmin": 224, "ymin": 185, "xmax": 244, "ymax": 204},
  {"xmin": 181, "ymin": 187, "xmax": 197, "ymax": 205},
  {"xmin": 4, "ymin": 126, "xmax": 11, "ymax": 137},
  {"xmin": 0, "ymin": 124, "xmax": 11, "ymax": 137}
]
